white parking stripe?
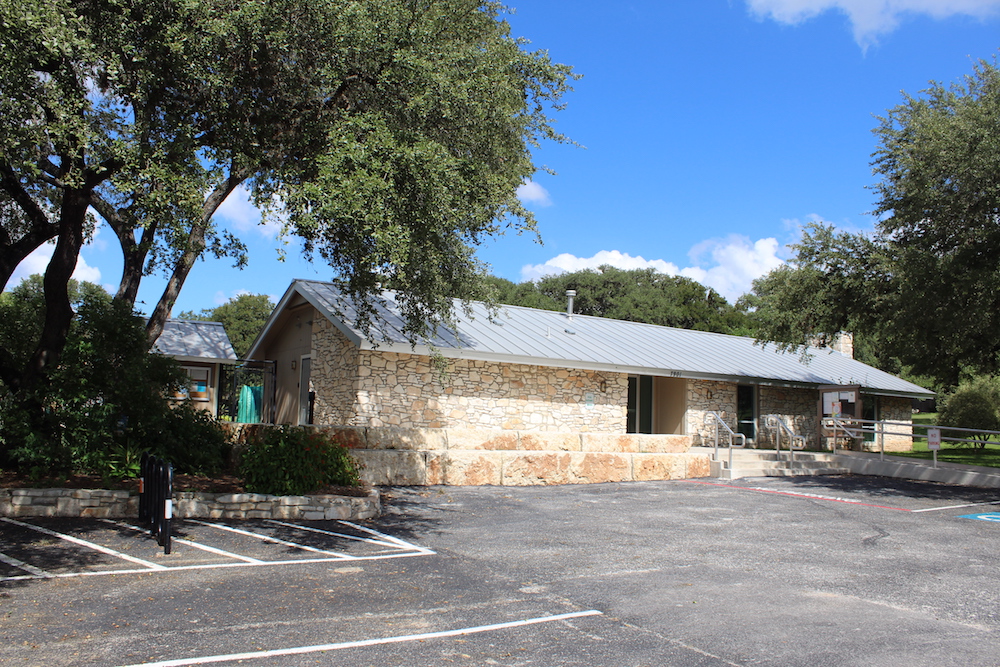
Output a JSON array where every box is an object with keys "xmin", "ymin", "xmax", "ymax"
[
  {"xmin": 338, "ymin": 520, "xmax": 435, "ymax": 554},
  {"xmin": 912, "ymin": 499, "xmax": 1000, "ymax": 513},
  {"xmin": 99, "ymin": 520, "xmax": 264, "ymax": 563},
  {"xmin": 0, "ymin": 517, "xmax": 167, "ymax": 570},
  {"xmin": 0, "ymin": 550, "xmax": 51, "ymax": 577},
  {"xmin": 117, "ymin": 610, "xmax": 604, "ymax": 667},
  {"xmin": 264, "ymin": 519, "xmax": 404, "ymax": 549},
  {"xmin": 186, "ymin": 520, "xmax": 357, "ymax": 559},
  {"xmin": 1, "ymin": 550, "xmax": 434, "ymax": 581}
]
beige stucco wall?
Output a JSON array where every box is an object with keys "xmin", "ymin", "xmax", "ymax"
[
  {"xmin": 310, "ymin": 319, "xmax": 628, "ymax": 432},
  {"xmin": 653, "ymin": 377, "xmax": 687, "ymax": 434},
  {"xmin": 257, "ymin": 301, "xmax": 315, "ymax": 424}
]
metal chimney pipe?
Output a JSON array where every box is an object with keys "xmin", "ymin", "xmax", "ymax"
[{"xmin": 566, "ymin": 289, "xmax": 576, "ymax": 319}]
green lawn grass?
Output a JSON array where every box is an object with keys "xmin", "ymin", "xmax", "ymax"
[{"xmin": 887, "ymin": 412, "xmax": 1000, "ymax": 468}]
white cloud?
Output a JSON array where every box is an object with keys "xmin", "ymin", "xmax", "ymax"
[
  {"xmin": 680, "ymin": 236, "xmax": 786, "ymax": 302},
  {"xmin": 216, "ymin": 186, "xmax": 283, "ymax": 239},
  {"xmin": 746, "ymin": 0, "xmax": 1000, "ymax": 47},
  {"xmin": 7, "ymin": 241, "xmax": 102, "ymax": 289},
  {"xmin": 517, "ymin": 181, "xmax": 553, "ymax": 207},
  {"xmin": 520, "ymin": 236, "xmax": 787, "ymax": 303},
  {"xmin": 521, "ymin": 250, "xmax": 681, "ymax": 282},
  {"xmin": 213, "ymin": 288, "xmax": 251, "ymax": 305}
]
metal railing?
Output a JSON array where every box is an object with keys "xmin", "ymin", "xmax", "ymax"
[
  {"xmin": 823, "ymin": 416, "xmax": 1000, "ymax": 468},
  {"xmin": 705, "ymin": 411, "xmax": 746, "ymax": 471},
  {"xmin": 763, "ymin": 414, "xmax": 806, "ymax": 462},
  {"xmin": 138, "ymin": 453, "xmax": 174, "ymax": 554}
]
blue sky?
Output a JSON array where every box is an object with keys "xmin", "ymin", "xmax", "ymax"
[{"xmin": 11, "ymin": 0, "xmax": 1000, "ymax": 312}]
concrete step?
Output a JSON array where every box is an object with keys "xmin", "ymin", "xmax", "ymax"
[
  {"xmin": 696, "ymin": 447, "xmax": 851, "ymax": 479},
  {"xmin": 718, "ymin": 466, "xmax": 851, "ymax": 480},
  {"xmin": 725, "ymin": 451, "xmax": 840, "ymax": 463},
  {"xmin": 725, "ymin": 459, "xmax": 843, "ymax": 471}
]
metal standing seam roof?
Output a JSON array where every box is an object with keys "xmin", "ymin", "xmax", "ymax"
[
  {"xmin": 263, "ymin": 279, "xmax": 933, "ymax": 399},
  {"xmin": 153, "ymin": 319, "xmax": 239, "ymax": 363}
]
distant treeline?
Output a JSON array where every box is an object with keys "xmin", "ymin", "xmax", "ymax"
[{"xmin": 480, "ymin": 266, "xmax": 752, "ymax": 336}]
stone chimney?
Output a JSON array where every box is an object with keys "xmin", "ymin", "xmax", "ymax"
[
  {"xmin": 829, "ymin": 332, "xmax": 854, "ymax": 359},
  {"xmin": 808, "ymin": 332, "xmax": 854, "ymax": 358}
]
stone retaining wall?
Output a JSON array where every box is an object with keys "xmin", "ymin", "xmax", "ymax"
[
  {"xmin": 1, "ymin": 488, "xmax": 380, "ymax": 520},
  {"xmin": 304, "ymin": 425, "xmax": 710, "ymax": 486}
]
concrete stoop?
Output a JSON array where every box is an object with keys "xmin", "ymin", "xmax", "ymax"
[
  {"xmin": 316, "ymin": 426, "xmax": 712, "ymax": 486},
  {"xmin": 698, "ymin": 448, "xmax": 851, "ymax": 480}
]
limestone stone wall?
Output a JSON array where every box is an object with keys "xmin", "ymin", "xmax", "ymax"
[
  {"xmin": 311, "ymin": 317, "xmax": 361, "ymax": 425},
  {"xmin": 875, "ymin": 396, "xmax": 913, "ymax": 452},
  {"xmin": 0, "ymin": 487, "xmax": 380, "ymax": 520},
  {"xmin": 318, "ymin": 425, "xmax": 707, "ymax": 486},
  {"xmin": 311, "ymin": 322, "xmax": 628, "ymax": 432},
  {"xmin": 819, "ymin": 396, "xmax": 915, "ymax": 452},
  {"xmin": 686, "ymin": 380, "xmax": 822, "ymax": 449},
  {"xmin": 686, "ymin": 379, "xmax": 738, "ymax": 446},
  {"xmin": 758, "ymin": 386, "xmax": 820, "ymax": 449}
]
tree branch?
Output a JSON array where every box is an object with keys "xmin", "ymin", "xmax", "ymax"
[
  {"xmin": 0, "ymin": 164, "xmax": 60, "ymax": 291},
  {"xmin": 144, "ymin": 167, "xmax": 252, "ymax": 347}
]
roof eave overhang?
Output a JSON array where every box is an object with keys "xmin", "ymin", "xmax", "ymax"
[{"xmin": 169, "ymin": 355, "xmax": 238, "ymax": 365}]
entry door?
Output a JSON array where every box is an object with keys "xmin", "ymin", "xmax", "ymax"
[
  {"xmin": 627, "ymin": 375, "xmax": 653, "ymax": 434},
  {"xmin": 737, "ymin": 384, "xmax": 756, "ymax": 441},
  {"xmin": 298, "ymin": 356, "xmax": 312, "ymax": 425}
]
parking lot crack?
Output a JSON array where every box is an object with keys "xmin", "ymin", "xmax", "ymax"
[{"xmin": 861, "ymin": 525, "xmax": 890, "ymax": 547}]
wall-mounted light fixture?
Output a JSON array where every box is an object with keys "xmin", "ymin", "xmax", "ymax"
[
  {"xmin": 291, "ymin": 359, "xmax": 297, "ymax": 370},
  {"xmin": 707, "ymin": 390, "xmax": 713, "ymax": 400}
]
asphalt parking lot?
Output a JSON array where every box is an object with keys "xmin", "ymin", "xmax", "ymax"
[{"xmin": 2, "ymin": 475, "xmax": 1000, "ymax": 666}]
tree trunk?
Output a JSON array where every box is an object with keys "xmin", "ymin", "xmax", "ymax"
[{"xmin": 19, "ymin": 191, "xmax": 89, "ymax": 393}]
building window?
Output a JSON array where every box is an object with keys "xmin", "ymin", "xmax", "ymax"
[{"xmin": 179, "ymin": 366, "xmax": 211, "ymax": 401}]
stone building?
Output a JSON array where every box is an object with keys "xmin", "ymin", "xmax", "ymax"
[{"xmin": 246, "ymin": 281, "xmax": 932, "ymax": 485}]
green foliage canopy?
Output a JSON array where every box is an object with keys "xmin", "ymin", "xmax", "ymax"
[
  {"xmin": 0, "ymin": 0, "xmax": 576, "ymax": 397},
  {"xmin": 743, "ymin": 59, "xmax": 1000, "ymax": 388},
  {"xmin": 0, "ymin": 276, "xmax": 227, "ymax": 474}
]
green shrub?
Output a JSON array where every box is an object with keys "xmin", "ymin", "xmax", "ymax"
[
  {"xmin": 940, "ymin": 375, "xmax": 1000, "ymax": 449},
  {"xmin": 0, "ymin": 277, "xmax": 229, "ymax": 479},
  {"xmin": 239, "ymin": 427, "xmax": 361, "ymax": 496}
]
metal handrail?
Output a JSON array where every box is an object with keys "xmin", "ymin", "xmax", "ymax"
[
  {"xmin": 705, "ymin": 411, "xmax": 746, "ymax": 471},
  {"xmin": 764, "ymin": 415, "xmax": 806, "ymax": 462},
  {"xmin": 823, "ymin": 416, "xmax": 1000, "ymax": 465}
]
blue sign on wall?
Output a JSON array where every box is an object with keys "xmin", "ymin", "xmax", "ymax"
[{"xmin": 959, "ymin": 513, "xmax": 1000, "ymax": 523}]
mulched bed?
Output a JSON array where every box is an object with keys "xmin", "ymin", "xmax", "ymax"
[{"xmin": 0, "ymin": 470, "xmax": 370, "ymax": 498}]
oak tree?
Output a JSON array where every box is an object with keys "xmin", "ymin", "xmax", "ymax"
[{"xmin": 0, "ymin": 0, "xmax": 575, "ymax": 404}]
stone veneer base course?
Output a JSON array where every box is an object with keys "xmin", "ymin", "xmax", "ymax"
[
  {"xmin": 303, "ymin": 425, "xmax": 711, "ymax": 487},
  {"xmin": 1, "ymin": 488, "xmax": 380, "ymax": 520}
]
